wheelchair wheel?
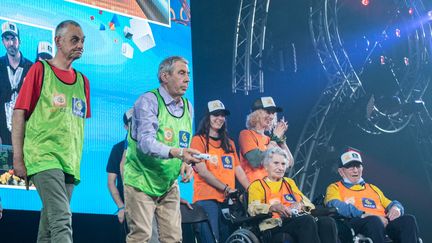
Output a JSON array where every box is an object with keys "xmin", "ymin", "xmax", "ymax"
[{"xmin": 226, "ymin": 228, "xmax": 260, "ymax": 243}]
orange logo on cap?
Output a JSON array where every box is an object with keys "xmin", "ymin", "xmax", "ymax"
[{"xmin": 262, "ymin": 97, "xmax": 275, "ymax": 107}]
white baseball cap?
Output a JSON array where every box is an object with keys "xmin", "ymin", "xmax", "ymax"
[
  {"xmin": 123, "ymin": 108, "xmax": 133, "ymax": 125},
  {"xmin": 207, "ymin": 100, "xmax": 230, "ymax": 116},
  {"xmin": 251, "ymin": 96, "xmax": 283, "ymax": 112},
  {"xmin": 1, "ymin": 21, "xmax": 19, "ymax": 38},
  {"xmin": 340, "ymin": 150, "xmax": 363, "ymax": 168},
  {"xmin": 37, "ymin": 41, "xmax": 53, "ymax": 59}
]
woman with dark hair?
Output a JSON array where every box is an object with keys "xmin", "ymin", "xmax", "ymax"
[{"xmin": 191, "ymin": 100, "xmax": 250, "ymax": 243}]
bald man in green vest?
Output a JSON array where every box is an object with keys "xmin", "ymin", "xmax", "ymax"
[{"xmin": 12, "ymin": 20, "xmax": 90, "ymax": 243}]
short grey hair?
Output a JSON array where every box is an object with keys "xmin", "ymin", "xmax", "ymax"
[
  {"xmin": 157, "ymin": 56, "xmax": 188, "ymax": 83},
  {"xmin": 262, "ymin": 147, "xmax": 290, "ymax": 168},
  {"xmin": 55, "ymin": 20, "xmax": 81, "ymax": 38}
]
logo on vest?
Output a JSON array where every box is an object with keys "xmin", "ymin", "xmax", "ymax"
[
  {"xmin": 362, "ymin": 198, "xmax": 377, "ymax": 209},
  {"xmin": 209, "ymin": 155, "xmax": 218, "ymax": 166},
  {"xmin": 222, "ymin": 156, "xmax": 233, "ymax": 169},
  {"xmin": 53, "ymin": 93, "xmax": 66, "ymax": 107},
  {"xmin": 179, "ymin": 131, "xmax": 190, "ymax": 148},
  {"xmin": 72, "ymin": 97, "xmax": 86, "ymax": 118},
  {"xmin": 163, "ymin": 127, "xmax": 174, "ymax": 142},
  {"xmin": 269, "ymin": 198, "xmax": 281, "ymax": 205},
  {"xmin": 284, "ymin": 194, "xmax": 297, "ymax": 203}
]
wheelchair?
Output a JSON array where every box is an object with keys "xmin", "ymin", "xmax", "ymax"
[
  {"xmin": 221, "ymin": 190, "xmax": 274, "ymax": 243},
  {"xmin": 222, "ymin": 191, "xmax": 336, "ymax": 243},
  {"xmin": 313, "ymin": 194, "xmax": 423, "ymax": 243},
  {"xmin": 335, "ymin": 216, "xmax": 423, "ymax": 243}
]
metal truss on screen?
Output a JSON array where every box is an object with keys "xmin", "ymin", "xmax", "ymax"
[
  {"xmin": 232, "ymin": 0, "xmax": 270, "ymax": 95},
  {"xmin": 290, "ymin": 0, "xmax": 432, "ymax": 199}
]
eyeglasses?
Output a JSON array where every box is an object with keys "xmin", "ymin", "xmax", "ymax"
[{"xmin": 343, "ymin": 164, "xmax": 362, "ymax": 170}]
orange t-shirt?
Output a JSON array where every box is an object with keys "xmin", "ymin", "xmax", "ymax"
[
  {"xmin": 191, "ymin": 135, "xmax": 239, "ymax": 202},
  {"xmin": 336, "ymin": 181, "xmax": 386, "ymax": 216},
  {"xmin": 239, "ymin": 129, "xmax": 270, "ymax": 182}
]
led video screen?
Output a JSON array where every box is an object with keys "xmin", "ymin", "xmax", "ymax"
[{"xmin": 0, "ymin": 0, "xmax": 194, "ymax": 214}]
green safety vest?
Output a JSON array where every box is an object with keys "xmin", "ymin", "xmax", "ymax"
[
  {"xmin": 24, "ymin": 60, "xmax": 86, "ymax": 184},
  {"xmin": 124, "ymin": 89, "xmax": 192, "ymax": 196}
]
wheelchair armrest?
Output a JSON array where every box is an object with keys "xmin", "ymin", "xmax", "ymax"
[
  {"xmin": 310, "ymin": 206, "xmax": 338, "ymax": 217},
  {"xmin": 230, "ymin": 213, "xmax": 272, "ymax": 226}
]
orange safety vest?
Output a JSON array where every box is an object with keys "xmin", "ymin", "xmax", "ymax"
[
  {"xmin": 258, "ymin": 177, "xmax": 303, "ymax": 218},
  {"xmin": 336, "ymin": 181, "xmax": 386, "ymax": 216},
  {"xmin": 239, "ymin": 130, "xmax": 270, "ymax": 182},
  {"xmin": 193, "ymin": 135, "xmax": 237, "ymax": 203}
]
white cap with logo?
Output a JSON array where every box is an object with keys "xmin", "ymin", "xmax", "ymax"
[
  {"xmin": 207, "ymin": 100, "xmax": 230, "ymax": 115},
  {"xmin": 251, "ymin": 96, "xmax": 283, "ymax": 112},
  {"xmin": 37, "ymin": 41, "xmax": 54, "ymax": 58},
  {"xmin": 340, "ymin": 150, "xmax": 363, "ymax": 167},
  {"xmin": 1, "ymin": 21, "xmax": 19, "ymax": 38}
]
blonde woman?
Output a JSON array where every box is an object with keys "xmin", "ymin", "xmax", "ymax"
[{"xmin": 239, "ymin": 97, "xmax": 294, "ymax": 182}]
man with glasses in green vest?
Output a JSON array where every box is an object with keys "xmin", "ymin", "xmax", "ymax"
[
  {"xmin": 123, "ymin": 56, "xmax": 201, "ymax": 243},
  {"xmin": 12, "ymin": 20, "xmax": 90, "ymax": 243}
]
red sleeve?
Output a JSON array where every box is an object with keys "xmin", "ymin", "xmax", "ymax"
[
  {"xmin": 190, "ymin": 135, "xmax": 206, "ymax": 153},
  {"xmin": 14, "ymin": 62, "xmax": 43, "ymax": 119},
  {"xmin": 82, "ymin": 74, "xmax": 91, "ymax": 118}
]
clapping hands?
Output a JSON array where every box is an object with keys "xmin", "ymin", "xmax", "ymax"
[{"xmin": 273, "ymin": 117, "xmax": 288, "ymax": 139}]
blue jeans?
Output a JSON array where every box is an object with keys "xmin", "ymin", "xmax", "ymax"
[{"xmin": 195, "ymin": 200, "xmax": 230, "ymax": 243}]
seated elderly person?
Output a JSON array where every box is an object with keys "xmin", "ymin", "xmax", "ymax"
[
  {"xmin": 325, "ymin": 148, "xmax": 419, "ymax": 243},
  {"xmin": 248, "ymin": 147, "xmax": 338, "ymax": 243}
]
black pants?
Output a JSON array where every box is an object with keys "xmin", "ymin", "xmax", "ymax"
[
  {"xmin": 118, "ymin": 219, "xmax": 128, "ymax": 243},
  {"xmin": 271, "ymin": 215, "xmax": 338, "ymax": 243},
  {"xmin": 316, "ymin": 216, "xmax": 338, "ymax": 243},
  {"xmin": 350, "ymin": 214, "xmax": 419, "ymax": 243}
]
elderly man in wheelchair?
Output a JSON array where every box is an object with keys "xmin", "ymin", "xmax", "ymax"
[
  {"xmin": 226, "ymin": 147, "xmax": 338, "ymax": 243},
  {"xmin": 324, "ymin": 148, "xmax": 420, "ymax": 243}
]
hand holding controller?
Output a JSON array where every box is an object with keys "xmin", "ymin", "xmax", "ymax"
[{"xmin": 192, "ymin": 153, "xmax": 211, "ymax": 160}]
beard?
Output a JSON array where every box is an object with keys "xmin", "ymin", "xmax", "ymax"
[{"xmin": 6, "ymin": 47, "xmax": 18, "ymax": 56}]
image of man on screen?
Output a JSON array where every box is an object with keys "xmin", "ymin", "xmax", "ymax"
[
  {"xmin": 12, "ymin": 20, "xmax": 90, "ymax": 243},
  {"xmin": 0, "ymin": 21, "xmax": 33, "ymax": 145}
]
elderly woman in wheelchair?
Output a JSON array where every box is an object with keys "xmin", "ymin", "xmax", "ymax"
[{"xmin": 246, "ymin": 147, "xmax": 338, "ymax": 243}]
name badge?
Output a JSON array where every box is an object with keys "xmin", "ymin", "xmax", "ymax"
[
  {"xmin": 178, "ymin": 131, "xmax": 190, "ymax": 148},
  {"xmin": 222, "ymin": 155, "xmax": 233, "ymax": 169},
  {"xmin": 283, "ymin": 194, "xmax": 297, "ymax": 203},
  {"xmin": 362, "ymin": 198, "xmax": 377, "ymax": 209},
  {"xmin": 72, "ymin": 97, "xmax": 86, "ymax": 118}
]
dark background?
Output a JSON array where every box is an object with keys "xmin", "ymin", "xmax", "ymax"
[{"xmin": 1, "ymin": 0, "xmax": 431, "ymax": 242}]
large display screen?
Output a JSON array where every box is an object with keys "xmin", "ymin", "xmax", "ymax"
[{"xmin": 0, "ymin": 0, "xmax": 194, "ymax": 214}]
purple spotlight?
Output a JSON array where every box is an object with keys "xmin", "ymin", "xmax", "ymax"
[
  {"xmin": 404, "ymin": 57, "xmax": 409, "ymax": 66},
  {"xmin": 380, "ymin": 56, "xmax": 386, "ymax": 65},
  {"xmin": 408, "ymin": 8, "xmax": 414, "ymax": 15},
  {"xmin": 428, "ymin": 10, "xmax": 432, "ymax": 20}
]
